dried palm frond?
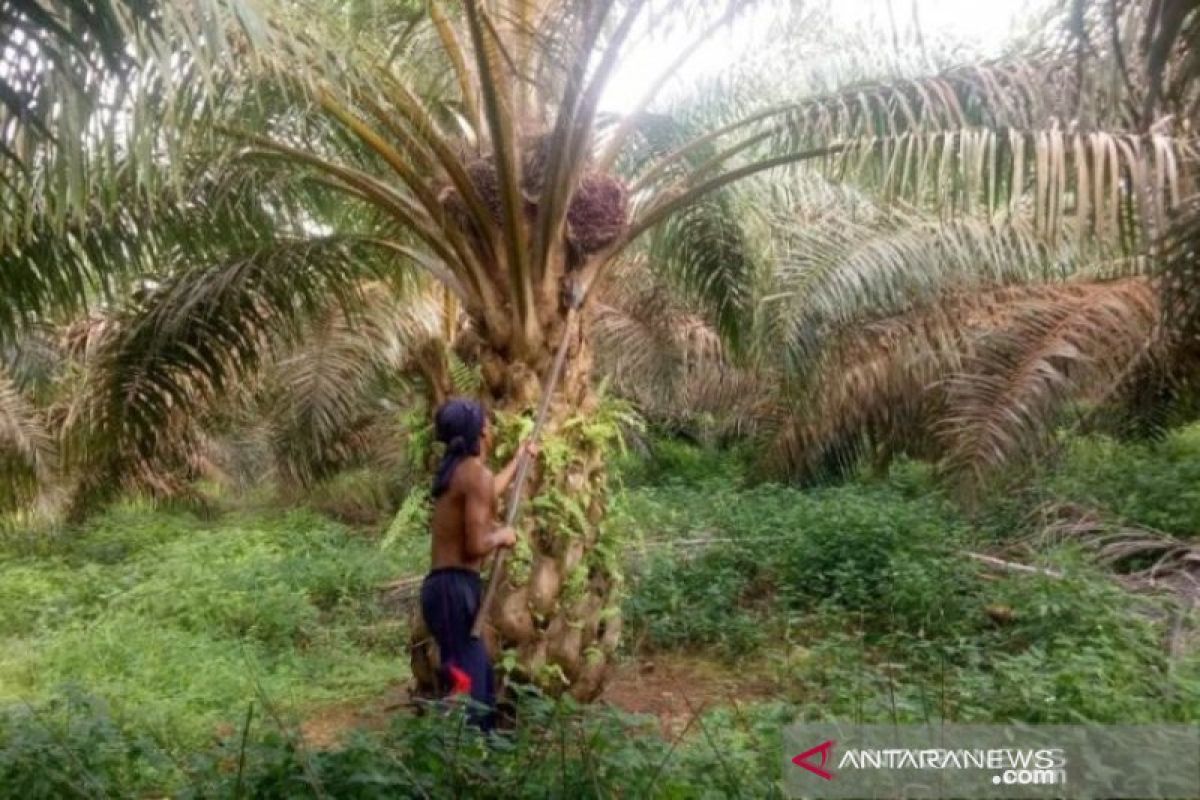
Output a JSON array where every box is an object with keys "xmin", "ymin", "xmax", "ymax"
[
  {"xmin": 1031, "ymin": 500, "xmax": 1200, "ymax": 597},
  {"xmin": 0, "ymin": 367, "xmax": 54, "ymax": 513},
  {"xmin": 940, "ymin": 278, "xmax": 1159, "ymax": 491},
  {"xmin": 763, "ymin": 279, "xmax": 1159, "ymax": 489}
]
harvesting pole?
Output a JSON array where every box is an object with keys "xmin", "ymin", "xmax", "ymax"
[{"xmin": 471, "ymin": 281, "xmax": 584, "ymax": 638}]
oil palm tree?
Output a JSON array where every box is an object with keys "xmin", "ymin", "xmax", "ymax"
[
  {"xmin": 763, "ymin": 0, "xmax": 1199, "ymax": 493},
  {"xmin": 3, "ymin": 0, "xmax": 819, "ymax": 699}
]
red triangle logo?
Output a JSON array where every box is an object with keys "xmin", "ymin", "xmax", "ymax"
[{"xmin": 792, "ymin": 739, "xmax": 835, "ymax": 780}]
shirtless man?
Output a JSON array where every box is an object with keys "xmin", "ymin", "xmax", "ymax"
[{"xmin": 419, "ymin": 397, "xmax": 537, "ymax": 731}]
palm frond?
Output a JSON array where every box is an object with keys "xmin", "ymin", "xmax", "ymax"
[
  {"xmin": 0, "ymin": 145, "xmax": 331, "ymax": 341},
  {"xmin": 1159, "ymin": 193, "xmax": 1200, "ymax": 349},
  {"xmin": 939, "ymin": 278, "xmax": 1158, "ymax": 492},
  {"xmin": 2, "ymin": 325, "xmax": 63, "ymax": 402},
  {"xmin": 1032, "ymin": 500, "xmax": 1200, "ymax": 594},
  {"xmin": 760, "ymin": 274, "xmax": 1158, "ymax": 491},
  {"xmin": 593, "ymin": 262, "xmax": 723, "ymax": 399},
  {"xmin": 643, "ymin": 189, "xmax": 764, "ymax": 349},
  {"xmin": 0, "ymin": 1, "xmax": 269, "ymax": 247},
  {"xmin": 768, "ymin": 210, "xmax": 1140, "ymax": 370},
  {"xmin": 1054, "ymin": 0, "xmax": 1200, "ymax": 123},
  {"xmin": 0, "ymin": 366, "xmax": 54, "ymax": 513},
  {"xmin": 617, "ymin": 22, "xmax": 1194, "ymax": 263},
  {"xmin": 592, "ymin": 255, "xmax": 770, "ymax": 439},
  {"xmin": 265, "ymin": 283, "xmax": 440, "ymax": 488},
  {"xmin": 61, "ymin": 234, "xmax": 402, "ymax": 513}
]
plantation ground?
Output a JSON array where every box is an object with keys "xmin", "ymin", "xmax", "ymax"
[
  {"xmin": 0, "ymin": 507, "xmax": 411, "ymax": 746},
  {"xmin": 1, "ymin": 430, "xmax": 1199, "ymax": 796}
]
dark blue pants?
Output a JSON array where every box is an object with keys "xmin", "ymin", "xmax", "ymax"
[{"xmin": 420, "ymin": 567, "xmax": 495, "ymax": 731}]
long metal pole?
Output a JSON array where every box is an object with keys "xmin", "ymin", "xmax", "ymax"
[{"xmin": 470, "ymin": 305, "xmax": 578, "ymax": 638}]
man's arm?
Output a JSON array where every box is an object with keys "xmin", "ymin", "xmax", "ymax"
[
  {"xmin": 463, "ymin": 464, "xmax": 516, "ymax": 559},
  {"xmin": 494, "ymin": 440, "xmax": 539, "ymax": 499}
]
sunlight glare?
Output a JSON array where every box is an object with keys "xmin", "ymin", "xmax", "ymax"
[{"xmin": 601, "ymin": 0, "xmax": 1044, "ymax": 114}]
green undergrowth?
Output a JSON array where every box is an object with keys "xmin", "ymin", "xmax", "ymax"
[
  {"xmin": 1039, "ymin": 426, "xmax": 1200, "ymax": 536},
  {"xmin": 968, "ymin": 425, "xmax": 1200, "ymax": 542},
  {"xmin": 618, "ymin": 460, "xmax": 971, "ymax": 655},
  {"xmin": 617, "ymin": 439, "xmax": 1200, "ymax": 725},
  {"xmin": 614, "ymin": 434, "xmax": 751, "ymax": 487},
  {"xmin": 0, "ymin": 688, "xmax": 794, "ymax": 798},
  {"xmin": 0, "ymin": 502, "xmax": 419, "ymax": 749}
]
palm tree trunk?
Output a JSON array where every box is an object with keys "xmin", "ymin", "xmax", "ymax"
[{"xmin": 410, "ymin": 310, "xmax": 622, "ymax": 702}]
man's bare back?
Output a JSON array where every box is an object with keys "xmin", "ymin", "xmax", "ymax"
[
  {"xmin": 430, "ymin": 438, "xmax": 536, "ymax": 571},
  {"xmin": 431, "ymin": 457, "xmax": 512, "ymax": 571}
]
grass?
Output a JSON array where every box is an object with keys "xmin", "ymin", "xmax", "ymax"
[{"xmin": 0, "ymin": 503, "xmax": 421, "ymax": 748}]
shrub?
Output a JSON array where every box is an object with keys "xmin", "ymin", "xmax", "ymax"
[
  {"xmin": 0, "ymin": 689, "xmax": 792, "ymax": 799},
  {"xmin": 304, "ymin": 467, "xmax": 405, "ymax": 527},
  {"xmin": 614, "ymin": 436, "xmax": 749, "ymax": 487},
  {"xmin": 0, "ymin": 689, "xmax": 172, "ymax": 798},
  {"xmin": 185, "ymin": 689, "xmax": 793, "ymax": 799},
  {"xmin": 623, "ymin": 464, "xmax": 976, "ymax": 657},
  {"xmin": 1043, "ymin": 426, "xmax": 1200, "ymax": 536}
]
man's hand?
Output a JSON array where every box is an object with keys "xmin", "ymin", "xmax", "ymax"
[
  {"xmin": 493, "ymin": 526, "xmax": 517, "ymax": 548},
  {"xmin": 495, "ymin": 439, "xmax": 540, "ymax": 499}
]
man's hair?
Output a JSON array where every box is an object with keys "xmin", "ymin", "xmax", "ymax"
[{"xmin": 432, "ymin": 397, "xmax": 486, "ymax": 498}]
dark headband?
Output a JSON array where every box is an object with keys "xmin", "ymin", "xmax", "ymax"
[{"xmin": 431, "ymin": 397, "xmax": 486, "ymax": 498}]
